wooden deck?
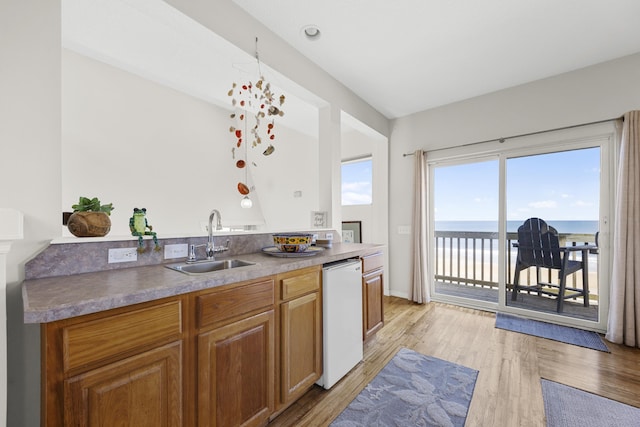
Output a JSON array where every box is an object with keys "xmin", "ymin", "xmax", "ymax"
[
  {"xmin": 268, "ymin": 296, "xmax": 639, "ymax": 426},
  {"xmin": 507, "ymin": 290, "xmax": 598, "ymax": 322},
  {"xmin": 435, "ymin": 281, "xmax": 598, "ymax": 322}
]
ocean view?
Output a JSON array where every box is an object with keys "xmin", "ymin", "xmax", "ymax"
[{"xmin": 435, "ymin": 220, "xmax": 599, "ymax": 235}]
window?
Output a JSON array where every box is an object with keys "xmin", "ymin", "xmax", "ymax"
[{"xmin": 342, "ymin": 157, "xmax": 372, "ymax": 205}]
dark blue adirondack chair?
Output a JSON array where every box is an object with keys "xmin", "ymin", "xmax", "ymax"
[{"xmin": 511, "ymin": 218, "xmax": 590, "ymax": 313}]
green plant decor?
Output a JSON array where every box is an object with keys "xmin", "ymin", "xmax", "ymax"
[{"xmin": 72, "ymin": 196, "xmax": 114, "ymax": 215}]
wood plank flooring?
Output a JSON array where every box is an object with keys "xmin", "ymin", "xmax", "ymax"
[{"xmin": 269, "ymin": 296, "xmax": 640, "ymax": 427}]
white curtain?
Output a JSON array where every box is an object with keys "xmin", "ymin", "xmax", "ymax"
[
  {"xmin": 606, "ymin": 111, "xmax": 640, "ymax": 347},
  {"xmin": 410, "ymin": 150, "xmax": 430, "ymax": 303}
]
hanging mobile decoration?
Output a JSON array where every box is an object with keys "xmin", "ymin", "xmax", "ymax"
[{"xmin": 228, "ymin": 37, "xmax": 286, "ymax": 200}]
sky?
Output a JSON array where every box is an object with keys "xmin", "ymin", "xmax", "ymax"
[
  {"xmin": 433, "ymin": 147, "xmax": 600, "ymax": 222},
  {"xmin": 342, "ymin": 158, "xmax": 373, "ymax": 205}
]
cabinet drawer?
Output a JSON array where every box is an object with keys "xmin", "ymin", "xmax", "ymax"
[
  {"xmin": 278, "ymin": 266, "xmax": 321, "ymax": 301},
  {"xmin": 362, "ymin": 252, "xmax": 384, "ymax": 273},
  {"xmin": 62, "ymin": 300, "xmax": 182, "ymax": 372},
  {"xmin": 197, "ymin": 278, "xmax": 275, "ymax": 329}
]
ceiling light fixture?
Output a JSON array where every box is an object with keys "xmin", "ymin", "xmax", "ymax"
[{"xmin": 301, "ymin": 25, "xmax": 321, "ymax": 41}]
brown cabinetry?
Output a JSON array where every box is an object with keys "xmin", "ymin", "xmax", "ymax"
[
  {"xmin": 275, "ymin": 266, "xmax": 322, "ymax": 413},
  {"xmin": 64, "ymin": 342, "xmax": 183, "ymax": 426},
  {"xmin": 194, "ymin": 278, "xmax": 275, "ymax": 427},
  {"xmin": 40, "ymin": 261, "xmax": 360, "ymax": 425},
  {"xmin": 42, "ymin": 298, "xmax": 186, "ymax": 426},
  {"xmin": 361, "ymin": 252, "xmax": 385, "ymax": 341}
]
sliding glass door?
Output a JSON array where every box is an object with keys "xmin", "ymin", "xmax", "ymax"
[
  {"xmin": 428, "ymin": 123, "xmax": 615, "ymax": 330},
  {"xmin": 505, "ymin": 148, "xmax": 601, "ymax": 322},
  {"xmin": 432, "ymin": 158, "xmax": 500, "ymax": 305}
]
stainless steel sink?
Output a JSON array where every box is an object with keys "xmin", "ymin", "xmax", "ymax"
[{"xmin": 165, "ymin": 259, "xmax": 255, "ymax": 275}]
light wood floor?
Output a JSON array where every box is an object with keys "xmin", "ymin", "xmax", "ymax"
[{"xmin": 269, "ymin": 296, "xmax": 640, "ymax": 427}]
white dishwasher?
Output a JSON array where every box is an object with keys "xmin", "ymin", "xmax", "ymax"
[{"xmin": 316, "ymin": 258, "xmax": 363, "ymax": 389}]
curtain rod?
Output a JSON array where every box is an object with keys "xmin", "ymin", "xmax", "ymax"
[{"xmin": 402, "ymin": 116, "xmax": 622, "ymax": 157}]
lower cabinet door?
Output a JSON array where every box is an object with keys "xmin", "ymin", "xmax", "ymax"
[
  {"xmin": 363, "ymin": 268, "xmax": 384, "ymax": 341},
  {"xmin": 280, "ymin": 291, "xmax": 322, "ymax": 405},
  {"xmin": 64, "ymin": 341, "xmax": 183, "ymax": 427},
  {"xmin": 197, "ymin": 310, "xmax": 275, "ymax": 427}
]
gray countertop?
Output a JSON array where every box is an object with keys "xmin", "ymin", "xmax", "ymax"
[{"xmin": 22, "ymin": 243, "xmax": 384, "ymax": 324}]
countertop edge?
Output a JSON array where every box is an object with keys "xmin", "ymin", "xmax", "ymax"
[{"xmin": 23, "ymin": 243, "xmax": 385, "ymax": 324}]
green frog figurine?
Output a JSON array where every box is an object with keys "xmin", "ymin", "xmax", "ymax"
[{"xmin": 129, "ymin": 208, "xmax": 160, "ymax": 253}]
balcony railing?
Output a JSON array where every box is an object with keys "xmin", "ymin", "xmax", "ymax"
[{"xmin": 434, "ymin": 231, "xmax": 598, "ymax": 292}]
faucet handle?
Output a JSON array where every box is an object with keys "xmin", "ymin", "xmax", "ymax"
[{"xmin": 212, "ymin": 239, "xmax": 231, "ymax": 254}]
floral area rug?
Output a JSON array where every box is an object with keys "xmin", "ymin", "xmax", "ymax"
[{"xmin": 330, "ymin": 348, "xmax": 478, "ymax": 427}]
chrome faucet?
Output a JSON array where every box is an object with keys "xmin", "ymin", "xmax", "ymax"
[
  {"xmin": 186, "ymin": 210, "xmax": 229, "ymax": 263},
  {"xmin": 207, "ymin": 209, "xmax": 223, "ymax": 259}
]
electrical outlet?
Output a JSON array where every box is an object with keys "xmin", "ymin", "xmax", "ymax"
[
  {"xmin": 398, "ymin": 225, "xmax": 411, "ymax": 235},
  {"xmin": 108, "ymin": 247, "xmax": 138, "ymax": 263},
  {"xmin": 164, "ymin": 243, "xmax": 188, "ymax": 260},
  {"xmin": 325, "ymin": 232, "xmax": 333, "ymax": 240}
]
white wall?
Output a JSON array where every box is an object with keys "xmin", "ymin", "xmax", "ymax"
[
  {"xmin": 63, "ymin": 49, "xmax": 319, "ymax": 235},
  {"xmin": 164, "ymin": 0, "xmax": 391, "ymax": 233},
  {"xmin": 388, "ymin": 52, "xmax": 640, "ymax": 298},
  {"xmin": 0, "ymin": 1, "xmax": 60, "ymax": 426},
  {"xmin": 341, "ymin": 130, "xmax": 387, "ymax": 243},
  {"xmin": 341, "ymin": 127, "xmax": 390, "ymax": 293},
  {"xmin": 251, "ymin": 117, "xmax": 320, "ymax": 231}
]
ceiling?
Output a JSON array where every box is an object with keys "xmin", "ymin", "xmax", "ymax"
[
  {"xmin": 234, "ymin": 0, "xmax": 640, "ymax": 118},
  {"xmin": 62, "ymin": 0, "xmax": 324, "ymax": 137},
  {"xmin": 63, "ymin": 0, "xmax": 640, "ymax": 125}
]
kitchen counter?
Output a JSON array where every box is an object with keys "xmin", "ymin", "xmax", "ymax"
[{"xmin": 22, "ymin": 243, "xmax": 384, "ymax": 324}]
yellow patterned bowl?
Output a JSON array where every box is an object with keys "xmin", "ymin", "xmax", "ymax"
[{"xmin": 272, "ymin": 233, "xmax": 314, "ymax": 253}]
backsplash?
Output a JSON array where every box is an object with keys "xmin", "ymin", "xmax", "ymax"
[{"xmin": 25, "ymin": 230, "xmax": 338, "ymax": 280}]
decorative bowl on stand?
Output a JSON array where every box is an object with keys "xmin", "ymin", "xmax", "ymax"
[{"xmin": 272, "ymin": 233, "xmax": 314, "ymax": 253}]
